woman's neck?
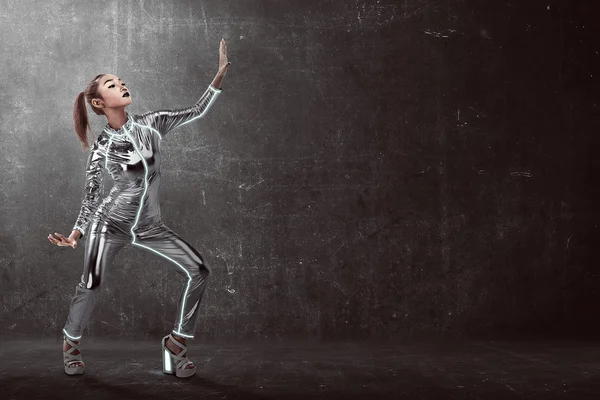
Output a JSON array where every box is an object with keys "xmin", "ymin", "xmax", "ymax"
[{"xmin": 105, "ymin": 108, "xmax": 129, "ymax": 130}]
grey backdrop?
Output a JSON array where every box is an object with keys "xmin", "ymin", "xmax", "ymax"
[{"xmin": 0, "ymin": 0, "xmax": 597, "ymax": 339}]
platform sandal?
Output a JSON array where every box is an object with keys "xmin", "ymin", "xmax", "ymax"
[
  {"xmin": 161, "ymin": 333, "xmax": 196, "ymax": 378},
  {"xmin": 63, "ymin": 336, "xmax": 85, "ymax": 375}
]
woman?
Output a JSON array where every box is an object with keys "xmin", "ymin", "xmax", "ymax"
[{"xmin": 48, "ymin": 39, "xmax": 231, "ymax": 378}]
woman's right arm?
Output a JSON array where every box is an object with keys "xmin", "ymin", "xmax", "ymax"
[{"xmin": 72, "ymin": 141, "xmax": 105, "ymax": 240}]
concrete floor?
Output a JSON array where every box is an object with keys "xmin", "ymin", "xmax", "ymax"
[{"xmin": 0, "ymin": 334, "xmax": 599, "ymax": 399}]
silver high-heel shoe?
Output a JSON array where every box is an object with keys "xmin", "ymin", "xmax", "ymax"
[
  {"xmin": 161, "ymin": 333, "xmax": 196, "ymax": 378},
  {"xmin": 63, "ymin": 336, "xmax": 85, "ymax": 375}
]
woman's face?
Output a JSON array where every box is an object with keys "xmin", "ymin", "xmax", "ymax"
[{"xmin": 92, "ymin": 74, "xmax": 132, "ymax": 110}]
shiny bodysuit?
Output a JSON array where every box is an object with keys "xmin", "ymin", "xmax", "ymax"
[{"xmin": 63, "ymin": 84, "xmax": 222, "ymax": 340}]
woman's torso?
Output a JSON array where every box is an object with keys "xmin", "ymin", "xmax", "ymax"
[{"xmin": 95, "ymin": 114, "xmax": 163, "ymax": 233}]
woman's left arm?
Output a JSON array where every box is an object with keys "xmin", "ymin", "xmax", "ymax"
[
  {"xmin": 139, "ymin": 83, "xmax": 222, "ymax": 138},
  {"xmin": 139, "ymin": 39, "xmax": 231, "ymax": 138}
]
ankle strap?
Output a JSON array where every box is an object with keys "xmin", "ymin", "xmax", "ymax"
[
  {"xmin": 169, "ymin": 333, "xmax": 186, "ymax": 350},
  {"xmin": 64, "ymin": 336, "xmax": 81, "ymax": 350}
]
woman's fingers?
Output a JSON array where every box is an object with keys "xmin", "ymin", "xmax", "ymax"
[
  {"xmin": 56, "ymin": 233, "xmax": 71, "ymax": 244},
  {"xmin": 48, "ymin": 233, "xmax": 69, "ymax": 246},
  {"xmin": 219, "ymin": 39, "xmax": 229, "ymax": 72}
]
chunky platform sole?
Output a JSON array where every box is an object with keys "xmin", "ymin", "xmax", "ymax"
[
  {"xmin": 162, "ymin": 333, "xmax": 196, "ymax": 378},
  {"xmin": 161, "ymin": 333, "xmax": 196, "ymax": 378}
]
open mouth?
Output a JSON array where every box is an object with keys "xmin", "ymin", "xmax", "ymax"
[{"xmin": 122, "ymin": 92, "xmax": 130, "ymax": 97}]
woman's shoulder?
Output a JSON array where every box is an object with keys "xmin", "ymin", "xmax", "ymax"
[
  {"xmin": 131, "ymin": 111, "xmax": 156, "ymax": 128},
  {"xmin": 132, "ymin": 110, "xmax": 158, "ymax": 120}
]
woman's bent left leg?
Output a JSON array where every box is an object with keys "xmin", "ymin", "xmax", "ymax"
[{"xmin": 133, "ymin": 223, "xmax": 211, "ymax": 339}]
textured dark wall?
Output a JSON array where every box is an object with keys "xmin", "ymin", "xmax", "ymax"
[{"xmin": 0, "ymin": 0, "xmax": 597, "ymax": 339}]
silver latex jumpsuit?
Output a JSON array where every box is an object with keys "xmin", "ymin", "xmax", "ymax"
[{"xmin": 62, "ymin": 84, "xmax": 222, "ymax": 340}]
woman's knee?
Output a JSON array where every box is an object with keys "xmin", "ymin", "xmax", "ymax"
[
  {"xmin": 194, "ymin": 261, "xmax": 211, "ymax": 280},
  {"xmin": 78, "ymin": 272, "xmax": 103, "ymax": 291}
]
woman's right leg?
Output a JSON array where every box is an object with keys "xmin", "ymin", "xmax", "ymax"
[{"xmin": 62, "ymin": 220, "xmax": 129, "ymax": 340}]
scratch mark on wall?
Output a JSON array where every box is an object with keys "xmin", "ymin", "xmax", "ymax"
[
  {"xmin": 199, "ymin": 3, "xmax": 210, "ymax": 48},
  {"xmin": 239, "ymin": 178, "xmax": 265, "ymax": 191},
  {"xmin": 112, "ymin": 2, "xmax": 119, "ymax": 73},
  {"xmin": 424, "ymin": 30, "xmax": 449, "ymax": 38},
  {"xmin": 510, "ymin": 172, "xmax": 532, "ymax": 178},
  {"xmin": 215, "ymin": 246, "xmax": 237, "ymax": 294},
  {"xmin": 467, "ymin": 105, "xmax": 487, "ymax": 118}
]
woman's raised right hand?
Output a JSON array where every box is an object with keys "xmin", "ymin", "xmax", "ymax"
[{"xmin": 48, "ymin": 232, "xmax": 78, "ymax": 249}]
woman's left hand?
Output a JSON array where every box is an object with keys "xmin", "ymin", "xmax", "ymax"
[{"xmin": 218, "ymin": 39, "xmax": 231, "ymax": 76}]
